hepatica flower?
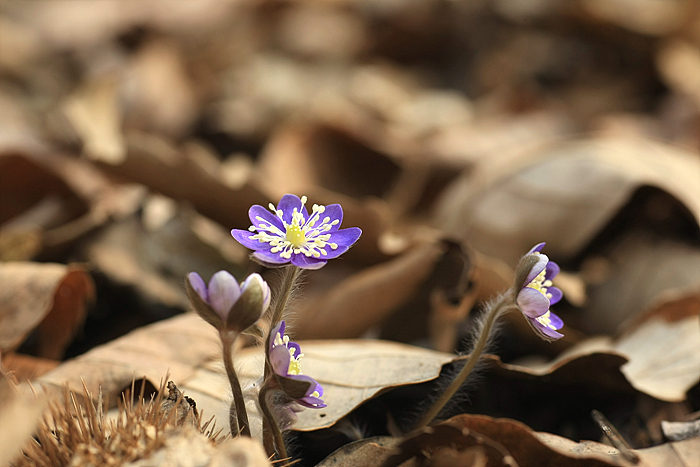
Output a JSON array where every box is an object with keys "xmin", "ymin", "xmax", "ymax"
[
  {"xmin": 186, "ymin": 271, "xmax": 271, "ymax": 333},
  {"xmin": 231, "ymin": 194, "xmax": 361, "ymax": 270},
  {"xmin": 516, "ymin": 243, "xmax": 564, "ymax": 340},
  {"xmin": 269, "ymin": 321, "xmax": 326, "ymax": 410}
]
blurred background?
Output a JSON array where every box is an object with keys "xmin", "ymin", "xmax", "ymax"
[{"xmin": 1, "ymin": 0, "xmax": 699, "ymax": 458}]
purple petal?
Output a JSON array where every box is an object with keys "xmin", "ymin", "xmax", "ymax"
[
  {"xmin": 270, "ymin": 344, "xmax": 291, "ymax": 376},
  {"xmin": 327, "ymin": 227, "xmax": 361, "ymax": 249},
  {"xmin": 231, "ymin": 229, "xmax": 270, "ymax": 251},
  {"xmin": 270, "ymin": 321, "xmax": 285, "ymax": 352},
  {"xmin": 525, "ymin": 254, "xmax": 548, "ymax": 285},
  {"xmin": 298, "ymin": 395, "xmax": 327, "ymax": 408},
  {"xmin": 277, "ymin": 194, "xmax": 309, "ymax": 225},
  {"xmin": 528, "ymin": 315, "xmax": 564, "ymax": 339},
  {"xmin": 316, "ymin": 204, "xmax": 343, "ymax": 232},
  {"xmin": 208, "ymin": 271, "xmax": 241, "ymax": 320},
  {"xmin": 516, "ymin": 287, "xmax": 550, "ymax": 318},
  {"xmin": 319, "ymin": 245, "xmax": 349, "ymax": 260},
  {"xmin": 526, "ymin": 243, "xmax": 546, "ymax": 255},
  {"xmin": 291, "ymin": 254, "xmax": 327, "ymax": 270},
  {"xmin": 548, "ymin": 286, "xmax": 563, "ymax": 305},
  {"xmin": 546, "ymin": 310, "xmax": 564, "ymax": 330},
  {"xmin": 545, "ymin": 261, "xmax": 560, "ymax": 280},
  {"xmin": 187, "ymin": 272, "xmax": 208, "ymax": 302},
  {"xmin": 253, "ymin": 250, "xmax": 290, "ymax": 265},
  {"xmin": 288, "ymin": 341, "xmax": 302, "ymax": 358},
  {"xmin": 248, "ymin": 205, "xmax": 285, "ymax": 232},
  {"xmin": 310, "ymin": 381, "xmax": 324, "ymax": 398}
]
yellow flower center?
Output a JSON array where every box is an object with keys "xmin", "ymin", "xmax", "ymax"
[
  {"xmin": 526, "ymin": 255, "xmax": 554, "ymax": 301},
  {"xmin": 536, "ymin": 311, "xmax": 557, "ymax": 330},
  {"xmin": 286, "ymin": 224, "xmax": 306, "ymax": 248},
  {"xmin": 274, "ymin": 331, "xmax": 304, "ymax": 375}
]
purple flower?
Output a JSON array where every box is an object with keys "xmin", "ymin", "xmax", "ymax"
[
  {"xmin": 269, "ymin": 321, "xmax": 326, "ymax": 409},
  {"xmin": 516, "ymin": 243, "xmax": 564, "ymax": 340},
  {"xmin": 231, "ymin": 194, "xmax": 361, "ymax": 270},
  {"xmin": 186, "ymin": 271, "xmax": 271, "ymax": 332}
]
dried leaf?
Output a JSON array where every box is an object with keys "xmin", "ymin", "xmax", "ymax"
[
  {"xmin": 0, "ymin": 262, "xmax": 93, "ymax": 358},
  {"xmin": 30, "ymin": 313, "xmax": 219, "ymax": 405},
  {"xmin": 513, "ymin": 291, "xmax": 700, "ymax": 402},
  {"xmin": 184, "ymin": 339, "xmax": 458, "ymax": 433},
  {"xmin": 296, "ymin": 240, "xmax": 449, "ymax": 339},
  {"xmin": 435, "ymin": 137, "xmax": 700, "ymax": 265},
  {"xmin": 63, "ymin": 76, "xmax": 126, "ymax": 164},
  {"xmin": 316, "ymin": 436, "xmax": 398, "ymax": 467}
]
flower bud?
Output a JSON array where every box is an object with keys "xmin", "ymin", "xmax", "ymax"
[{"xmin": 186, "ymin": 271, "xmax": 269, "ymax": 333}]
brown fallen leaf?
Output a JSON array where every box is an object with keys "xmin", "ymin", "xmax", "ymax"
[
  {"xmin": 524, "ymin": 288, "xmax": 700, "ymax": 402},
  {"xmin": 582, "ymin": 234, "xmax": 700, "ymax": 334},
  {"xmin": 1, "ymin": 352, "xmax": 60, "ymax": 382},
  {"xmin": 447, "ymin": 414, "xmax": 619, "ymax": 466},
  {"xmin": 93, "ymin": 130, "xmax": 269, "ymax": 232},
  {"xmin": 296, "ymin": 239, "xmax": 451, "ymax": 339},
  {"xmin": 63, "ymin": 75, "xmax": 126, "ymax": 164},
  {"xmin": 27, "ymin": 312, "xmax": 219, "ymax": 407},
  {"xmin": 434, "ymin": 136, "xmax": 700, "ymax": 266},
  {"xmin": 316, "ymin": 436, "xmax": 398, "ymax": 467},
  {"xmin": 182, "ymin": 339, "xmax": 458, "ymax": 434},
  {"xmin": 0, "ymin": 262, "xmax": 93, "ymax": 359}
]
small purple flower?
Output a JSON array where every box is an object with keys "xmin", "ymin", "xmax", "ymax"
[
  {"xmin": 269, "ymin": 321, "xmax": 326, "ymax": 409},
  {"xmin": 231, "ymin": 194, "xmax": 361, "ymax": 270},
  {"xmin": 186, "ymin": 271, "xmax": 271, "ymax": 332},
  {"xmin": 516, "ymin": 243, "xmax": 564, "ymax": 340}
]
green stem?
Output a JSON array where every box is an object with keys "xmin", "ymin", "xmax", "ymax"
[
  {"xmin": 259, "ymin": 387, "xmax": 288, "ymax": 460},
  {"xmin": 222, "ymin": 333, "xmax": 250, "ymax": 437},
  {"xmin": 412, "ymin": 293, "xmax": 513, "ymax": 431}
]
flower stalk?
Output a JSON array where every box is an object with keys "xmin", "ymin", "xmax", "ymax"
[
  {"xmin": 259, "ymin": 387, "xmax": 288, "ymax": 459},
  {"xmin": 412, "ymin": 292, "xmax": 514, "ymax": 431},
  {"xmin": 412, "ymin": 244, "xmax": 564, "ymax": 431},
  {"xmin": 221, "ymin": 332, "xmax": 250, "ymax": 437}
]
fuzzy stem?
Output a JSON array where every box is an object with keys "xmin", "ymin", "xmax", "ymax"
[
  {"xmin": 412, "ymin": 292, "xmax": 513, "ymax": 431},
  {"xmin": 264, "ymin": 265, "xmax": 302, "ymax": 381},
  {"xmin": 259, "ymin": 387, "xmax": 288, "ymax": 460},
  {"xmin": 221, "ymin": 333, "xmax": 250, "ymax": 437},
  {"xmin": 269, "ymin": 265, "xmax": 301, "ymax": 329}
]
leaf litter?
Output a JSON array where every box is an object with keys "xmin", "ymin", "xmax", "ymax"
[{"xmin": 0, "ymin": 0, "xmax": 699, "ymax": 466}]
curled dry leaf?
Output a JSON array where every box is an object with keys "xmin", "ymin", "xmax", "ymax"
[
  {"xmin": 512, "ymin": 289, "xmax": 700, "ymax": 402},
  {"xmin": 446, "ymin": 414, "xmax": 619, "ymax": 466},
  {"xmin": 381, "ymin": 423, "xmax": 513, "ymax": 467},
  {"xmin": 0, "ymin": 262, "xmax": 93, "ymax": 359},
  {"xmin": 296, "ymin": 240, "xmax": 451, "ymax": 339},
  {"xmin": 582, "ymin": 234, "xmax": 700, "ymax": 334},
  {"xmin": 435, "ymin": 136, "xmax": 700, "ymax": 266}
]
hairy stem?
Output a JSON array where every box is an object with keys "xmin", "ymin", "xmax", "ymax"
[
  {"xmin": 264, "ymin": 266, "xmax": 302, "ymax": 380},
  {"xmin": 259, "ymin": 387, "xmax": 288, "ymax": 460},
  {"xmin": 221, "ymin": 333, "xmax": 250, "ymax": 437},
  {"xmin": 269, "ymin": 265, "xmax": 301, "ymax": 329},
  {"xmin": 412, "ymin": 293, "xmax": 513, "ymax": 431}
]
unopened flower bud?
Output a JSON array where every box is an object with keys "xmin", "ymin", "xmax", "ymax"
[{"xmin": 186, "ymin": 271, "xmax": 270, "ymax": 333}]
